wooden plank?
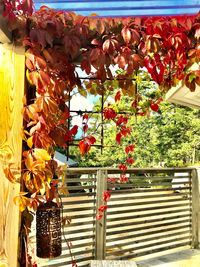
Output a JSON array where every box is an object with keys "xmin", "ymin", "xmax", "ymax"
[
  {"xmin": 58, "ymin": 248, "xmax": 94, "ymax": 258},
  {"xmin": 62, "ymin": 241, "xmax": 95, "ymax": 250},
  {"xmin": 106, "ymin": 230, "xmax": 190, "ymax": 249},
  {"xmin": 191, "ymin": 168, "xmax": 200, "ymax": 248},
  {"xmin": 106, "ymin": 224, "xmax": 191, "ymax": 243},
  {"xmin": 66, "ymin": 185, "xmax": 96, "ymax": 190},
  {"xmin": 66, "ymin": 167, "xmax": 193, "ymax": 173},
  {"xmin": 66, "ymin": 178, "xmax": 96, "ymax": 182},
  {"xmin": 108, "ymin": 181, "xmax": 190, "ymax": 190},
  {"xmin": 61, "ymin": 192, "xmax": 96, "ymax": 199},
  {"xmin": 107, "ymin": 203, "xmax": 191, "ymax": 215},
  {"xmin": 64, "ymin": 227, "xmax": 95, "ymax": 235},
  {"xmin": 95, "ymin": 169, "xmax": 107, "ymax": 260},
  {"xmin": 109, "ymin": 193, "xmax": 191, "ymax": 201},
  {"xmin": 69, "ymin": 221, "xmax": 95, "ymax": 227},
  {"xmin": 113, "ymin": 242, "xmax": 190, "ymax": 260},
  {"xmin": 124, "ymin": 175, "xmax": 190, "ymax": 180},
  {"xmin": 0, "ymin": 44, "xmax": 25, "ymax": 267},
  {"xmin": 106, "ymin": 236, "xmax": 189, "ymax": 256},
  {"xmin": 110, "ymin": 242, "xmax": 190, "ymax": 260},
  {"xmin": 110, "ymin": 187, "xmax": 191, "ymax": 194},
  {"xmin": 107, "ymin": 208, "xmax": 191, "ymax": 222},
  {"xmin": 106, "ymin": 214, "xmax": 191, "ymax": 229},
  {"xmin": 46, "ymin": 256, "xmax": 94, "ymax": 267},
  {"xmin": 107, "ymin": 198, "xmax": 190, "ymax": 209},
  {"xmin": 66, "ymin": 213, "xmax": 96, "ymax": 219},
  {"xmin": 67, "ymin": 234, "xmax": 95, "ymax": 242},
  {"xmin": 62, "ymin": 199, "xmax": 96, "ymax": 205},
  {"xmin": 106, "ymin": 219, "xmax": 191, "ymax": 236},
  {"xmin": 61, "ymin": 256, "xmax": 94, "ymax": 265},
  {"xmin": 63, "ymin": 206, "xmax": 95, "ymax": 212}
]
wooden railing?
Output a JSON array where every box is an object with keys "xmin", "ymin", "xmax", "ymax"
[{"xmin": 36, "ymin": 167, "xmax": 200, "ymax": 267}]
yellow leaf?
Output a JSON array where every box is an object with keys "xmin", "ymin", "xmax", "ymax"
[
  {"xmin": 40, "ymin": 183, "xmax": 46, "ymax": 195},
  {"xmin": 89, "ymin": 13, "xmax": 98, "ymax": 17},
  {"xmin": 27, "ymin": 136, "xmax": 33, "ymax": 148},
  {"xmin": 3, "ymin": 163, "xmax": 18, "ymax": 183},
  {"xmin": 78, "ymin": 86, "xmax": 87, "ymax": 98},
  {"xmin": 62, "ymin": 164, "xmax": 68, "ymax": 171},
  {"xmin": 34, "ymin": 148, "xmax": 51, "ymax": 161},
  {"xmin": 24, "ymin": 153, "xmax": 34, "ymax": 170},
  {"xmin": 58, "ymin": 184, "xmax": 69, "ymax": 196},
  {"xmin": 14, "ymin": 194, "xmax": 30, "ymax": 212}
]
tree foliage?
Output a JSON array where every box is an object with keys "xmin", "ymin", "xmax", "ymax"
[{"xmin": 70, "ymin": 81, "xmax": 200, "ymax": 168}]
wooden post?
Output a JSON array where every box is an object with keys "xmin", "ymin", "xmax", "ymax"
[
  {"xmin": 95, "ymin": 169, "xmax": 107, "ymax": 260},
  {"xmin": 191, "ymin": 168, "xmax": 200, "ymax": 249},
  {"xmin": 0, "ymin": 44, "xmax": 25, "ymax": 267}
]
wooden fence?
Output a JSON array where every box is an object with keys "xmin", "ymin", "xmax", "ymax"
[{"xmin": 36, "ymin": 167, "xmax": 200, "ymax": 267}]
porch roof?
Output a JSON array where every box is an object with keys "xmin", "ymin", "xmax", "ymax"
[{"xmin": 33, "ymin": 0, "xmax": 200, "ymax": 18}]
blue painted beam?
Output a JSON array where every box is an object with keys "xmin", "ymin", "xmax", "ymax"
[{"xmin": 33, "ymin": 0, "xmax": 200, "ymax": 17}]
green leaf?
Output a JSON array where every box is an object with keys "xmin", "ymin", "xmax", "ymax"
[{"xmin": 189, "ymin": 73, "xmax": 196, "ymax": 83}]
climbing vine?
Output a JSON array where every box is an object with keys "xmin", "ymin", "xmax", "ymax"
[{"xmin": 2, "ymin": 1, "xmax": 200, "ymax": 263}]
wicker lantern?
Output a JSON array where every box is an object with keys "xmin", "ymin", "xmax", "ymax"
[{"xmin": 36, "ymin": 201, "xmax": 62, "ymax": 258}]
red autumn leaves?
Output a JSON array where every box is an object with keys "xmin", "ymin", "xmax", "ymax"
[{"xmin": 79, "ymin": 136, "xmax": 96, "ymax": 156}]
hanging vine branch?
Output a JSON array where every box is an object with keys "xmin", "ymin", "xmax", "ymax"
[{"xmin": 2, "ymin": 2, "xmax": 200, "ymax": 263}]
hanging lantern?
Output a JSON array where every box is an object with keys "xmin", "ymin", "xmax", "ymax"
[{"xmin": 36, "ymin": 201, "xmax": 62, "ymax": 258}]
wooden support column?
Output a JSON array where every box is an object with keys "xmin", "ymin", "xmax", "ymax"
[
  {"xmin": 95, "ymin": 169, "xmax": 107, "ymax": 260},
  {"xmin": 191, "ymin": 168, "xmax": 200, "ymax": 249},
  {"xmin": 0, "ymin": 44, "xmax": 25, "ymax": 267}
]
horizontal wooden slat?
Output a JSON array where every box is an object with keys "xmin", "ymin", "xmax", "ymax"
[
  {"xmin": 106, "ymin": 214, "xmax": 191, "ymax": 229},
  {"xmin": 110, "ymin": 242, "xmax": 190, "ymax": 260},
  {"xmin": 64, "ymin": 227, "xmax": 95, "ymax": 235},
  {"xmin": 106, "ymin": 219, "xmax": 191, "ymax": 236},
  {"xmin": 106, "ymin": 224, "xmax": 191, "ymax": 242},
  {"xmin": 62, "ymin": 241, "xmax": 95, "ymax": 251},
  {"xmin": 65, "ymin": 167, "xmax": 193, "ymax": 175},
  {"xmin": 66, "ymin": 178, "xmax": 96, "ymax": 182},
  {"xmin": 106, "ymin": 167, "xmax": 193, "ymax": 174},
  {"xmin": 108, "ymin": 193, "xmax": 191, "ymax": 201},
  {"xmin": 66, "ymin": 220, "xmax": 95, "ymax": 227},
  {"xmin": 122, "ymin": 175, "xmax": 190, "ymax": 180},
  {"xmin": 59, "ymin": 248, "xmax": 94, "ymax": 259},
  {"xmin": 47, "ymin": 256, "xmax": 94, "ymax": 267},
  {"xmin": 67, "ymin": 213, "xmax": 96, "ymax": 219},
  {"xmin": 107, "ymin": 182, "xmax": 191, "ymax": 188},
  {"xmin": 107, "ymin": 208, "xmax": 191, "ymax": 222},
  {"xmin": 106, "ymin": 236, "xmax": 189, "ymax": 256},
  {"xmin": 67, "ymin": 234, "xmax": 95, "ymax": 242},
  {"xmin": 107, "ymin": 198, "xmax": 190, "ymax": 209},
  {"xmin": 63, "ymin": 206, "xmax": 95, "ymax": 212},
  {"xmin": 106, "ymin": 229, "xmax": 190, "ymax": 249},
  {"xmin": 62, "ymin": 199, "xmax": 96, "ymax": 205},
  {"xmin": 64, "ymin": 256, "xmax": 94, "ymax": 265},
  {"xmin": 66, "ymin": 185, "xmax": 96, "ymax": 190},
  {"xmin": 107, "ymin": 203, "xmax": 191, "ymax": 215},
  {"xmin": 61, "ymin": 192, "xmax": 96, "ymax": 197},
  {"xmin": 110, "ymin": 187, "xmax": 191, "ymax": 194}
]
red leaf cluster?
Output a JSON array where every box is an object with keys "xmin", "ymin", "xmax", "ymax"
[{"xmin": 79, "ymin": 136, "xmax": 96, "ymax": 156}]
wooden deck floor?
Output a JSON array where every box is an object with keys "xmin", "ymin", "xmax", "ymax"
[{"xmin": 136, "ymin": 249, "xmax": 200, "ymax": 267}]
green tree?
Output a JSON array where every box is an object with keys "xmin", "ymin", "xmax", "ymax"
[{"xmin": 69, "ymin": 80, "xmax": 200, "ymax": 168}]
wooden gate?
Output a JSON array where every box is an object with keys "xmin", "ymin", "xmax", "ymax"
[
  {"xmin": 104, "ymin": 168, "xmax": 195, "ymax": 261},
  {"xmin": 34, "ymin": 167, "xmax": 199, "ymax": 267}
]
